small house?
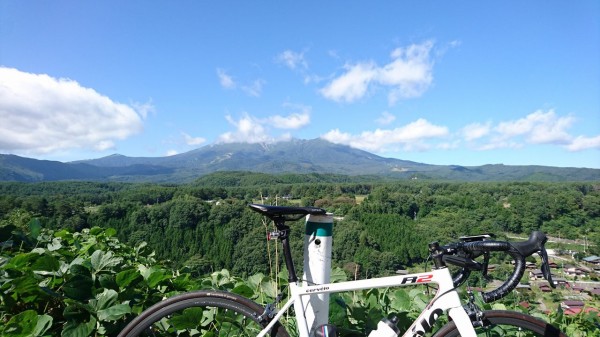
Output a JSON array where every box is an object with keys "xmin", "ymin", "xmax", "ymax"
[
  {"xmin": 561, "ymin": 300, "xmax": 584, "ymax": 310},
  {"xmin": 529, "ymin": 269, "xmax": 544, "ymax": 280},
  {"xmin": 582, "ymin": 255, "xmax": 600, "ymax": 265}
]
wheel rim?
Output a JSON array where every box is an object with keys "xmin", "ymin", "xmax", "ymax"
[
  {"xmin": 435, "ymin": 311, "xmax": 564, "ymax": 337},
  {"xmin": 137, "ymin": 304, "xmax": 266, "ymax": 336}
]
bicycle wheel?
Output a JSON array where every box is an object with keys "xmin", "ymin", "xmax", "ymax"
[
  {"xmin": 118, "ymin": 290, "xmax": 290, "ymax": 337},
  {"xmin": 433, "ymin": 310, "xmax": 566, "ymax": 337}
]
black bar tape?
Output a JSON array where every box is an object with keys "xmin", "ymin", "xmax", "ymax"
[
  {"xmin": 451, "ymin": 267, "xmax": 471, "ymax": 288},
  {"xmin": 462, "ymin": 241, "xmax": 526, "ymax": 303}
]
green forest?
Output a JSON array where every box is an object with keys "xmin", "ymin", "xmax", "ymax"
[
  {"xmin": 1, "ymin": 172, "xmax": 599, "ymax": 277},
  {"xmin": 1, "ymin": 172, "xmax": 600, "ymax": 335}
]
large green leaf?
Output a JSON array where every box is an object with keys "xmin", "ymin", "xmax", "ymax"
[
  {"xmin": 2, "ymin": 310, "xmax": 37, "ymax": 337},
  {"xmin": 53, "ymin": 229, "xmax": 70, "ymax": 239},
  {"xmin": 63, "ymin": 304, "xmax": 89, "ymax": 321},
  {"xmin": 92, "ymin": 289, "xmax": 118, "ymax": 311},
  {"xmin": 259, "ymin": 278, "xmax": 277, "ymax": 299},
  {"xmin": 231, "ymin": 284, "xmax": 254, "ymax": 298},
  {"xmin": 246, "ymin": 273, "xmax": 266, "ymax": 289},
  {"xmin": 116, "ymin": 269, "xmax": 142, "ymax": 289},
  {"xmin": 390, "ymin": 289, "xmax": 411, "ymax": 312},
  {"xmin": 90, "ymin": 250, "xmax": 122, "ymax": 273},
  {"xmin": 170, "ymin": 307, "xmax": 204, "ymax": 330},
  {"xmin": 61, "ymin": 317, "xmax": 96, "ymax": 337},
  {"xmin": 32, "ymin": 255, "xmax": 60, "ymax": 274},
  {"xmin": 330, "ymin": 295, "xmax": 348, "ymax": 323},
  {"xmin": 28, "ymin": 218, "xmax": 42, "ymax": 239},
  {"xmin": 491, "ymin": 303, "xmax": 507, "ymax": 310},
  {"xmin": 63, "ymin": 274, "xmax": 94, "ymax": 301},
  {"xmin": 33, "ymin": 314, "xmax": 53, "ymax": 336},
  {"xmin": 365, "ymin": 288, "xmax": 379, "ymax": 308},
  {"xmin": 104, "ymin": 228, "xmax": 117, "ymax": 237},
  {"xmin": 89, "ymin": 227, "xmax": 104, "ymax": 236},
  {"xmin": 47, "ymin": 238, "xmax": 63, "ymax": 251},
  {"xmin": 98, "ymin": 274, "xmax": 117, "ymax": 290},
  {"xmin": 11, "ymin": 275, "xmax": 42, "ymax": 303},
  {"xmin": 171, "ymin": 273, "xmax": 195, "ymax": 291},
  {"xmin": 4, "ymin": 252, "xmax": 37, "ymax": 270},
  {"xmin": 97, "ymin": 303, "xmax": 131, "ymax": 321},
  {"xmin": 2, "ymin": 310, "xmax": 52, "ymax": 337},
  {"xmin": 211, "ymin": 269, "xmax": 231, "ymax": 287},
  {"xmin": 147, "ymin": 269, "xmax": 172, "ymax": 288},
  {"xmin": 70, "ymin": 263, "xmax": 91, "ymax": 277},
  {"xmin": 330, "ymin": 267, "xmax": 348, "ymax": 283}
]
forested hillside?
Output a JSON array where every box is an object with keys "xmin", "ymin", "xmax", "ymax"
[{"xmin": 1, "ymin": 172, "xmax": 598, "ymax": 278}]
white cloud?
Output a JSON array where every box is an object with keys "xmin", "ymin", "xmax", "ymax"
[
  {"xmin": 166, "ymin": 149, "xmax": 179, "ymax": 156},
  {"xmin": 321, "ymin": 118, "xmax": 449, "ymax": 152},
  {"xmin": 131, "ymin": 99, "xmax": 155, "ymax": 119},
  {"xmin": 382, "ymin": 41, "xmax": 434, "ymax": 103},
  {"xmin": 218, "ymin": 107, "xmax": 311, "ymax": 144},
  {"xmin": 95, "ymin": 140, "xmax": 115, "ymax": 151},
  {"xmin": 495, "ymin": 110, "xmax": 573, "ymax": 144},
  {"xmin": 0, "ymin": 67, "xmax": 144, "ymax": 155},
  {"xmin": 320, "ymin": 62, "xmax": 377, "ymax": 103},
  {"xmin": 375, "ymin": 111, "xmax": 396, "ymax": 125},
  {"xmin": 437, "ymin": 141, "xmax": 460, "ymax": 150},
  {"xmin": 182, "ymin": 132, "xmax": 206, "ymax": 146},
  {"xmin": 462, "ymin": 110, "xmax": 600, "ymax": 153},
  {"xmin": 241, "ymin": 79, "xmax": 265, "ymax": 97},
  {"xmin": 461, "ymin": 122, "xmax": 491, "ymax": 141},
  {"xmin": 477, "ymin": 141, "xmax": 523, "ymax": 151},
  {"xmin": 566, "ymin": 135, "xmax": 600, "ymax": 151},
  {"xmin": 276, "ymin": 49, "xmax": 328, "ymax": 85},
  {"xmin": 320, "ymin": 41, "xmax": 435, "ymax": 104},
  {"xmin": 219, "ymin": 113, "xmax": 273, "ymax": 144},
  {"xmin": 217, "ymin": 68, "xmax": 236, "ymax": 89},
  {"xmin": 269, "ymin": 112, "xmax": 310, "ymax": 129},
  {"xmin": 303, "ymin": 73, "xmax": 326, "ymax": 85},
  {"xmin": 217, "ymin": 68, "xmax": 265, "ymax": 97},
  {"xmin": 277, "ymin": 50, "xmax": 308, "ymax": 70}
]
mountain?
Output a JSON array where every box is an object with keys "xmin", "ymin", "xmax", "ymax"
[
  {"xmin": 1, "ymin": 139, "xmax": 599, "ymax": 182},
  {"xmin": 0, "ymin": 154, "xmax": 174, "ymax": 182}
]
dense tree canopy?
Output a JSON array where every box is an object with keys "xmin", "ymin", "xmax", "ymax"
[{"xmin": 1, "ymin": 173, "xmax": 599, "ymax": 278}]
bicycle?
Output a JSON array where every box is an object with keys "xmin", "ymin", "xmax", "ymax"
[{"xmin": 119, "ymin": 203, "xmax": 567, "ymax": 337}]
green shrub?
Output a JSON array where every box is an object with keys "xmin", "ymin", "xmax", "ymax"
[{"xmin": 1, "ymin": 220, "xmax": 598, "ymax": 336}]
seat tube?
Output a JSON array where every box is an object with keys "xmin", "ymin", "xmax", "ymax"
[{"xmin": 303, "ymin": 212, "xmax": 333, "ymax": 334}]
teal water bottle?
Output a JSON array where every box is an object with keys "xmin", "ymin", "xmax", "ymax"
[{"xmin": 367, "ymin": 316, "xmax": 400, "ymax": 337}]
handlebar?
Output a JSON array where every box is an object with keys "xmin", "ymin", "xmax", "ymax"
[{"xmin": 438, "ymin": 231, "xmax": 555, "ymax": 303}]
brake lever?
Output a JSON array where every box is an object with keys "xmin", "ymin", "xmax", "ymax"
[
  {"xmin": 481, "ymin": 252, "xmax": 490, "ymax": 278},
  {"xmin": 481, "ymin": 251, "xmax": 493, "ymax": 281},
  {"xmin": 538, "ymin": 246, "xmax": 556, "ymax": 288}
]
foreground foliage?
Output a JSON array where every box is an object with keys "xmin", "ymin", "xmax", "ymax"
[{"xmin": 1, "ymin": 224, "xmax": 598, "ymax": 336}]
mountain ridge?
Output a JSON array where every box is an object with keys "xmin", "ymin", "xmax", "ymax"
[{"xmin": 1, "ymin": 139, "xmax": 599, "ymax": 182}]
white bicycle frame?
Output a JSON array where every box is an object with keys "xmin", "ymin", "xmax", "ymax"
[{"xmin": 256, "ymin": 267, "xmax": 477, "ymax": 337}]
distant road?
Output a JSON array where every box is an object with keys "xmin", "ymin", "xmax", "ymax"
[{"xmin": 530, "ymin": 279, "xmax": 600, "ymax": 287}]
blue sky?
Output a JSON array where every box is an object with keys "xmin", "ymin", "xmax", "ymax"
[{"xmin": 1, "ymin": 1, "xmax": 599, "ymax": 168}]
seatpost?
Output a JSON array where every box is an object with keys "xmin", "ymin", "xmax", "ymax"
[{"xmin": 274, "ymin": 219, "xmax": 299, "ymax": 283}]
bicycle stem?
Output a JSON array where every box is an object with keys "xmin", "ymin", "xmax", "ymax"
[{"xmin": 428, "ymin": 241, "xmax": 445, "ymax": 269}]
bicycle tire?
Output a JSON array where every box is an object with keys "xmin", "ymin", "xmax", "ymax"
[
  {"xmin": 118, "ymin": 290, "xmax": 290, "ymax": 337},
  {"xmin": 433, "ymin": 310, "xmax": 567, "ymax": 336}
]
